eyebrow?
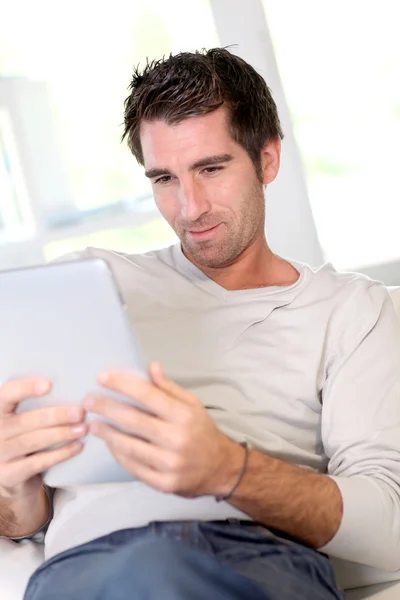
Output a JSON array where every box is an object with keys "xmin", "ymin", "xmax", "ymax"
[{"xmin": 144, "ymin": 153, "xmax": 234, "ymax": 179}]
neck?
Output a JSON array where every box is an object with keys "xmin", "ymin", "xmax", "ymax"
[{"xmin": 183, "ymin": 236, "xmax": 300, "ymax": 291}]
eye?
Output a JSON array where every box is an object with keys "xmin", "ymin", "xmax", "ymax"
[
  {"xmin": 154, "ymin": 175, "xmax": 173, "ymax": 185},
  {"xmin": 202, "ymin": 166, "xmax": 223, "ymax": 175}
]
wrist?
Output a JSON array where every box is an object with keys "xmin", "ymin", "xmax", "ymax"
[
  {"xmin": 0, "ymin": 479, "xmax": 42, "ymax": 502},
  {"xmin": 211, "ymin": 439, "xmax": 249, "ymax": 500},
  {"xmin": 0, "ymin": 486, "xmax": 50, "ymax": 539}
]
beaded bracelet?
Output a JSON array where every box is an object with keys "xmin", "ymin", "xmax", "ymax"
[{"xmin": 215, "ymin": 441, "xmax": 249, "ymax": 502}]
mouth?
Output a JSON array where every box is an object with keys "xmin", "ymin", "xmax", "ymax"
[{"xmin": 188, "ymin": 224, "xmax": 221, "ymax": 240}]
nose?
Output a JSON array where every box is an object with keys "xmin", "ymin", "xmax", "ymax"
[{"xmin": 179, "ymin": 179, "xmax": 211, "ymax": 222}]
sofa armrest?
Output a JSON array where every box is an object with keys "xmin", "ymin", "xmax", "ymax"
[{"xmin": 0, "ymin": 539, "xmax": 44, "ymax": 600}]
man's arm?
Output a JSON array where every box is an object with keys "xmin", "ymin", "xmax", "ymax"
[
  {"xmin": 0, "ymin": 378, "xmax": 87, "ymax": 541},
  {"xmin": 227, "ymin": 283, "xmax": 400, "ymax": 571},
  {"xmin": 0, "ymin": 487, "xmax": 50, "ymax": 539},
  {"xmin": 222, "ymin": 446, "xmax": 342, "ymax": 548},
  {"xmin": 316, "ymin": 284, "xmax": 400, "ymax": 570},
  {"xmin": 87, "ymin": 283, "xmax": 400, "ymax": 571}
]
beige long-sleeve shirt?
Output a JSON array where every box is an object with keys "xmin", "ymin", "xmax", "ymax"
[{"xmin": 45, "ymin": 244, "xmax": 400, "ymax": 572}]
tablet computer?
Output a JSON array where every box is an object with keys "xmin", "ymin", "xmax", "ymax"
[{"xmin": 0, "ymin": 257, "xmax": 146, "ymax": 487}]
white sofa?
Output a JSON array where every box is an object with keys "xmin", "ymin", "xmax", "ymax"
[{"xmin": 2, "ymin": 288, "xmax": 400, "ymax": 600}]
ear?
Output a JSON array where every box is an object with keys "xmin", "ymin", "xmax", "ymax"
[{"xmin": 260, "ymin": 138, "xmax": 281, "ymax": 184}]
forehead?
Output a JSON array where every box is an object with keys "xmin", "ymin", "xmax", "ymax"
[{"xmin": 139, "ymin": 106, "xmax": 240, "ymax": 168}]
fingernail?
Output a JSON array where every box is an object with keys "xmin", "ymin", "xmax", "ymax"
[
  {"xmin": 71, "ymin": 424, "xmax": 86, "ymax": 435},
  {"xmin": 35, "ymin": 380, "xmax": 50, "ymax": 394},
  {"xmin": 68, "ymin": 407, "xmax": 83, "ymax": 422}
]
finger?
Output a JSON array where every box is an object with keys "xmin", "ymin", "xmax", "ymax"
[
  {"xmin": 83, "ymin": 395, "xmax": 175, "ymax": 446},
  {"xmin": 91, "ymin": 421, "xmax": 178, "ymax": 471},
  {"xmin": 104, "ymin": 438, "xmax": 177, "ymax": 494},
  {"xmin": 1, "ymin": 423, "xmax": 88, "ymax": 462},
  {"xmin": 96, "ymin": 371, "xmax": 181, "ymax": 420},
  {"xmin": 149, "ymin": 362, "xmax": 197, "ymax": 405},
  {"xmin": 1, "ymin": 405, "xmax": 85, "ymax": 441},
  {"xmin": 0, "ymin": 379, "xmax": 52, "ymax": 415},
  {"xmin": 2, "ymin": 440, "xmax": 83, "ymax": 488}
]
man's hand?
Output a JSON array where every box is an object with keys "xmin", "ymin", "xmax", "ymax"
[
  {"xmin": 84, "ymin": 363, "xmax": 244, "ymax": 498},
  {"xmin": 0, "ymin": 378, "xmax": 88, "ymax": 500}
]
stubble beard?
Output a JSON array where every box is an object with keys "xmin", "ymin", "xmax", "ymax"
[{"xmin": 178, "ymin": 181, "xmax": 265, "ymax": 269}]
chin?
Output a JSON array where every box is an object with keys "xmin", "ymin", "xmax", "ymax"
[
  {"xmin": 188, "ymin": 246, "xmax": 232, "ymax": 269},
  {"xmin": 195, "ymin": 256, "xmax": 223, "ymax": 268}
]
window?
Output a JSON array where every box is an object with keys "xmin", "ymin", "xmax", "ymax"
[
  {"xmin": 0, "ymin": 108, "xmax": 35, "ymax": 243},
  {"xmin": 0, "ymin": 0, "xmax": 218, "ymax": 266},
  {"xmin": 263, "ymin": 0, "xmax": 400, "ymax": 270}
]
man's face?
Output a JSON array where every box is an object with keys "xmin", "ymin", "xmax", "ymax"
[{"xmin": 140, "ymin": 106, "xmax": 279, "ymax": 268}]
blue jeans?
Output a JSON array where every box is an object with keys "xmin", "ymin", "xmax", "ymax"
[{"xmin": 24, "ymin": 520, "xmax": 344, "ymax": 600}]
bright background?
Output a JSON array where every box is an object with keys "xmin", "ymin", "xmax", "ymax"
[{"xmin": 0, "ymin": 0, "xmax": 399, "ymax": 281}]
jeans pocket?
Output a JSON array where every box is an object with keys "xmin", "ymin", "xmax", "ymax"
[{"xmin": 199, "ymin": 522, "xmax": 277, "ymax": 563}]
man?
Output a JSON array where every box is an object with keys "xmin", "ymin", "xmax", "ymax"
[{"xmin": 1, "ymin": 48, "xmax": 400, "ymax": 600}]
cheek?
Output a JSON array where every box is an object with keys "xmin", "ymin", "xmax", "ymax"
[
  {"xmin": 209, "ymin": 171, "xmax": 246, "ymax": 207},
  {"xmin": 153, "ymin": 188, "xmax": 180, "ymax": 224}
]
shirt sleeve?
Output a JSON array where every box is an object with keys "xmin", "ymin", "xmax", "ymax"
[
  {"xmin": 51, "ymin": 249, "xmax": 92, "ymax": 263},
  {"xmin": 318, "ymin": 283, "xmax": 400, "ymax": 571}
]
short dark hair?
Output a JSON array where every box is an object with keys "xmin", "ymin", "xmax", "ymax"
[{"xmin": 122, "ymin": 47, "xmax": 283, "ymax": 177}]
